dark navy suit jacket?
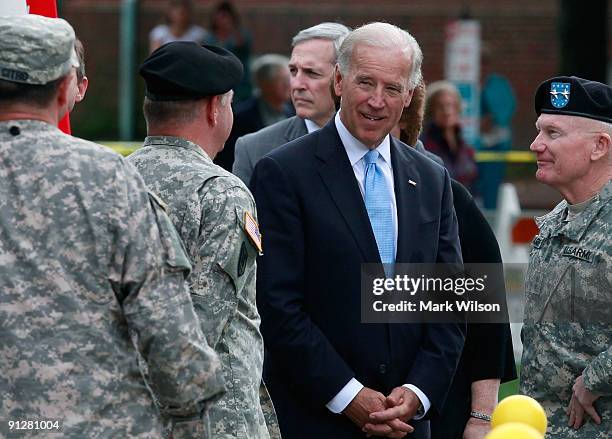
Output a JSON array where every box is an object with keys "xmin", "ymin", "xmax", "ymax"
[{"xmin": 251, "ymin": 120, "xmax": 466, "ymax": 439}]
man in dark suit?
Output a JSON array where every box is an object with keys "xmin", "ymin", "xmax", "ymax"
[
  {"xmin": 215, "ymin": 54, "xmax": 293, "ymax": 171},
  {"xmin": 232, "ymin": 22, "xmax": 350, "ymax": 185},
  {"xmin": 252, "ymin": 23, "xmax": 465, "ymax": 439}
]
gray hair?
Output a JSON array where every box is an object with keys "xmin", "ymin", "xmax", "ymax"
[
  {"xmin": 143, "ymin": 90, "xmax": 232, "ymax": 126},
  {"xmin": 143, "ymin": 97, "xmax": 202, "ymax": 126},
  {"xmin": 251, "ymin": 54, "xmax": 289, "ymax": 84},
  {"xmin": 219, "ymin": 89, "xmax": 232, "ymax": 107},
  {"xmin": 292, "ymin": 22, "xmax": 351, "ymax": 62},
  {"xmin": 583, "ymin": 118, "xmax": 612, "ymax": 137},
  {"xmin": 337, "ymin": 22, "xmax": 423, "ymax": 90}
]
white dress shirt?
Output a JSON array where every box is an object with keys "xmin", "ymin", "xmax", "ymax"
[
  {"xmin": 326, "ymin": 113, "xmax": 431, "ymax": 419},
  {"xmin": 304, "ymin": 118, "xmax": 321, "ymax": 134}
]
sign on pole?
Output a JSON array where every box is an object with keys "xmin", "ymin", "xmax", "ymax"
[{"xmin": 444, "ymin": 19, "xmax": 481, "ymax": 146}]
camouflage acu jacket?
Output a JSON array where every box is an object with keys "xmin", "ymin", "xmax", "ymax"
[
  {"xmin": 128, "ymin": 136, "xmax": 279, "ymax": 439},
  {"xmin": 0, "ymin": 121, "xmax": 224, "ymax": 439},
  {"xmin": 521, "ymin": 180, "xmax": 612, "ymax": 438}
]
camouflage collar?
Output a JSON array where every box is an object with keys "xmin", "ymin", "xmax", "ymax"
[
  {"xmin": 535, "ymin": 179, "xmax": 611, "ymax": 241},
  {"xmin": 143, "ymin": 135, "xmax": 211, "ymax": 161},
  {"xmin": 0, "ymin": 119, "xmax": 58, "ymax": 134}
]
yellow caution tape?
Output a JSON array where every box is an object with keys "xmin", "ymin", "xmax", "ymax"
[{"xmin": 101, "ymin": 141, "xmax": 536, "ymax": 162}]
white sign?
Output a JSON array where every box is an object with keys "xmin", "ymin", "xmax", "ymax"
[
  {"xmin": 444, "ymin": 20, "xmax": 481, "ymax": 145},
  {"xmin": 0, "ymin": 0, "xmax": 29, "ymax": 15},
  {"xmin": 445, "ymin": 20, "xmax": 480, "ymax": 82}
]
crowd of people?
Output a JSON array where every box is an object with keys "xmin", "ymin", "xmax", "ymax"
[
  {"xmin": 1, "ymin": 10, "xmax": 610, "ymax": 439},
  {"xmin": 148, "ymin": 0, "xmax": 484, "ymax": 201}
]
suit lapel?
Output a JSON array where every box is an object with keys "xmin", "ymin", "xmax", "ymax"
[
  {"xmin": 284, "ymin": 117, "xmax": 308, "ymax": 142},
  {"xmin": 390, "ymin": 138, "xmax": 421, "ymax": 262},
  {"xmin": 315, "ymin": 121, "xmax": 381, "ymax": 263}
]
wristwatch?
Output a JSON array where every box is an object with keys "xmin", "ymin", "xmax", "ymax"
[{"xmin": 415, "ymin": 401, "xmax": 424, "ymax": 417}]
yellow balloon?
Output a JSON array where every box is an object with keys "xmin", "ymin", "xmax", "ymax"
[
  {"xmin": 485, "ymin": 422, "xmax": 543, "ymax": 439},
  {"xmin": 491, "ymin": 395, "xmax": 548, "ymax": 435}
]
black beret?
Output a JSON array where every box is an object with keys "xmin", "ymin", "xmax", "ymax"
[
  {"xmin": 534, "ymin": 75, "xmax": 612, "ymax": 124},
  {"xmin": 139, "ymin": 42, "xmax": 243, "ymax": 101}
]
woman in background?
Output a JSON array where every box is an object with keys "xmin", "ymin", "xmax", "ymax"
[
  {"xmin": 149, "ymin": 0, "xmax": 208, "ymax": 53},
  {"xmin": 204, "ymin": 1, "xmax": 253, "ymax": 102},
  {"xmin": 421, "ymin": 80, "xmax": 479, "ymax": 196}
]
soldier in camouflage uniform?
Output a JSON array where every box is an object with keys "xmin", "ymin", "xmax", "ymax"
[
  {"xmin": 520, "ymin": 76, "xmax": 612, "ymax": 438},
  {"xmin": 0, "ymin": 15, "xmax": 224, "ymax": 439},
  {"xmin": 128, "ymin": 42, "xmax": 280, "ymax": 439}
]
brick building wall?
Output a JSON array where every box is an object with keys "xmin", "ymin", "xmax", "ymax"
[{"xmin": 62, "ymin": 0, "xmax": 611, "ymax": 148}]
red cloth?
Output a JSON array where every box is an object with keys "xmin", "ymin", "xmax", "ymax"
[
  {"xmin": 27, "ymin": 0, "xmax": 57, "ymax": 16},
  {"xmin": 28, "ymin": 0, "xmax": 72, "ymax": 134}
]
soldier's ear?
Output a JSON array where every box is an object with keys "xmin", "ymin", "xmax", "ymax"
[
  {"xmin": 75, "ymin": 76, "xmax": 88, "ymax": 103},
  {"xmin": 591, "ymin": 131, "xmax": 610, "ymax": 162},
  {"xmin": 205, "ymin": 95, "xmax": 221, "ymax": 126}
]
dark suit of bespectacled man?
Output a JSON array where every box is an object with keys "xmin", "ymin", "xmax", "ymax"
[{"xmin": 251, "ymin": 22, "xmax": 466, "ymax": 439}]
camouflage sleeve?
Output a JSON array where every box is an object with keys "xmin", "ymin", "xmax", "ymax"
[
  {"xmin": 583, "ymin": 344, "xmax": 612, "ymax": 395},
  {"xmin": 259, "ymin": 381, "xmax": 282, "ymax": 439},
  {"xmin": 191, "ymin": 177, "xmax": 257, "ymax": 348},
  {"xmin": 108, "ymin": 160, "xmax": 225, "ymax": 434}
]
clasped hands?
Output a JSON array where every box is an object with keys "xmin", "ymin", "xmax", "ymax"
[
  {"xmin": 567, "ymin": 374, "xmax": 602, "ymax": 429},
  {"xmin": 343, "ymin": 386, "xmax": 420, "ymax": 438}
]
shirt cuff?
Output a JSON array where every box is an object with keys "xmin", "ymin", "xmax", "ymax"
[
  {"xmin": 403, "ymin": 384, "xmax": 431, "ymax": 419},
  {"xmin": 326, "ymin": 378, "xmax": 364, "ymax": 414}
]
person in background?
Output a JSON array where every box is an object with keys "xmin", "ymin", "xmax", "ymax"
[
  {"xmin": 391, "ymin": 79, "xmax": 426, "ymax": 147},
  {"xmin": 394, "ymin": 79, "xmax": 517, "ymax": 439},
  {"xmin": 477, "ymin": 44, "xmax": 516, "ymax": 209},
  {"xmin": 232, "ymin": 22, "xmax": 350, "ymax": 185},
  {"xmin": 149, "ymin": 0, "xmax": 208, "ymax": 53},
  {"xmin": 520, "ymin": 76, "xmax": 612, "ymax": 438},
  {"xmin": 421, "ymin": 80, "xmax": 479, "ymax": 196},
  {"xmin": 204, "ymin": 1, "xmax": 252, "ymax": 102},
  {"xmin": 215, "ymin": 54, "xmax": 292, "ymax": 171},
  {"xmin": 128, "ymin": 41, "xmax": 279, "ymax": 439},
  {"xmin": 0, "ymin": 15, "xmax": 224, "ymax": 438},
  {"xmin": 71, "ymin": 38, "xmax": 88, "ymax": 109}
]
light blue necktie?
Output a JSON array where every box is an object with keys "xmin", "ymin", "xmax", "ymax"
[{"xmin": 363, "ymin": 150, "xmax": 395, "ymax": 269}]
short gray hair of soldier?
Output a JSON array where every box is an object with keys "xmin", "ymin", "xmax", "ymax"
[
  {"xmin": 337, "ymin": 22, "xmax": 423, "ymax": 90},
  {"xmin": 252, "ymin": 54, "xmax": 289, "ymax": 85},
  {"xmin": 589, "ymin": 119, "xmax": 612, "ymax": 137},
  {"xmin": 292, "ymin": 22, "xmax": 351, "ymax": 62},
  {"xmin": 143, "ymin": 90, "xmax": 232, "ymax": 126},
  {"xmin": 219, "ymin": 89, "xmax": 232, "ymax": 106}
]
